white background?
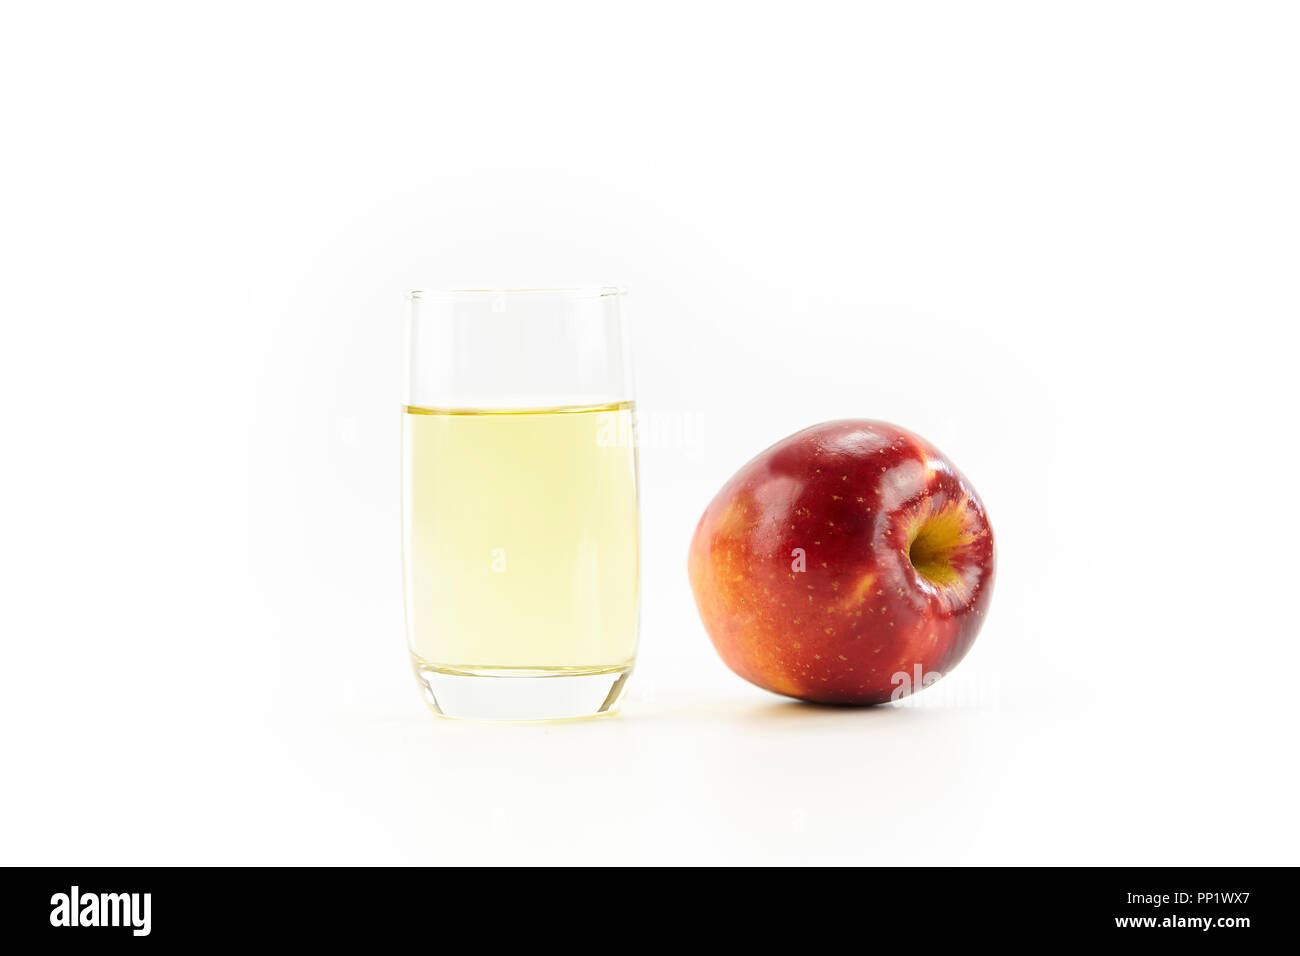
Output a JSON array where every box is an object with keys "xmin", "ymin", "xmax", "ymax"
[{"xmin": 2, "ymin": 1, "xmax": 1297, "ymax": 865}]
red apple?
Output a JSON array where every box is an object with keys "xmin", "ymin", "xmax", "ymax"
[{"xmin": 688, "ymin": 420, "xmax": 995, "ymax": 705}]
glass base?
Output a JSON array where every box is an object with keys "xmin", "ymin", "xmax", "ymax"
[{"xmin": 411, "ymin": 657, "xmax": 633, "ymax": 721}]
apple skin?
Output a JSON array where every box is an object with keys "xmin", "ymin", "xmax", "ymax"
[{"xmin": 688, "ymin": 420, "xmax": 995, "ymax": 705}]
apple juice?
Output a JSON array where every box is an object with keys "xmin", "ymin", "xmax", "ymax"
[{"xmin": 402, "ymin": 402, "xmax": 640, "ymax": 676}]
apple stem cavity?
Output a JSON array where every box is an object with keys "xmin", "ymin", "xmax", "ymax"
[{"xmin": 906, "ymin": 502, "xmax": 974, "ymax": 589}]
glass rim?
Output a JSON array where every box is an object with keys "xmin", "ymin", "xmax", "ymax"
[{"xmin": 407, "ymin": 285, "xmax": 626, "ymax": 301}]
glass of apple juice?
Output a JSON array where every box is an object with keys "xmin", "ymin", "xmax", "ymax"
[{"xmin": 401, "ymin": 287, "xmax": 639, "ymax": 720}]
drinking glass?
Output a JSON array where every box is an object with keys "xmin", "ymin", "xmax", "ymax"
[{"xmin": 402, "ymin": 287, "xmax": 639, "ymax": 720}]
